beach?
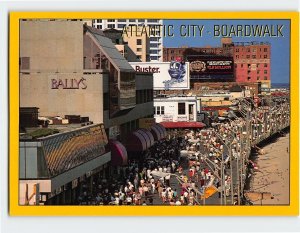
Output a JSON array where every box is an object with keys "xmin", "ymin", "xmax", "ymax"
[{"xmin": 250, "ymin": 133, "xmax": 290, "ymax": 205}]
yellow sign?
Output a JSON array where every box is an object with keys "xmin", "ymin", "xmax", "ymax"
[
  {"xmin": 201, "ymin": 185, "xmax": 218, "ymax": 199},
  {"xmin": 139, "ymin": 118, "xmax": 155, "ymax": 129}
]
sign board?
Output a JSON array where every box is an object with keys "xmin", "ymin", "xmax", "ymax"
[
  {"xmin": 187, "ymin": 55, "xmax": 234, "ymax": 81},
  {"xmin": 109, "ymin": 125, "xmax": 120, "ymax": 139},
  {"xmin": 162, "ymin": 115, "xmax": 173, "ymax": 122},
  {"xmin": 72, "ymin": 179, "xmax": 78, "ymax": 189},
  {"xmin": 130, "ymin": 62, "xmax": 190, "ymax": 90},
  {"xmin": 177, "ymin": 116, "xmax": 188, "ymax": 121},
  {"xmin": 139, "ymin": 118, "xmax": 155, "ymax": 129},
  {"xmin": 188, "ymin": 56, "xmax": 234, "ymax": 74},
  {"xmin": 200, "ymin": 185, "xmax": 218, "ymax": 199}
]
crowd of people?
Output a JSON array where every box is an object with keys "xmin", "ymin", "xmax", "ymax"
[{"xmin": 76, "ymin": 97, "xmax": 290, "ymax": 206}]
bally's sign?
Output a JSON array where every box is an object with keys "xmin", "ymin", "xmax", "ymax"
[{"xmin": 51, "ymin": 78, "xmax": 87, "ymax": 89}]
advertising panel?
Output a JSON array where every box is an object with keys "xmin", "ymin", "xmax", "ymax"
[
  {"xmin": 187, "ymin": 55, "xmax": 234, "ymax": 81},
  {"xmin": 139, "ymin": 118, "xmax": 155, "ymax": 129},
  {"xmin": 130, "ymin": 62, "xmax": 190, "ymax": 90}
]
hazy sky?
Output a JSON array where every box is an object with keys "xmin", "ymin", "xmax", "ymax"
[{"xmin": 163, "ymin": 19, "xmax": 290, "ymax": 84}]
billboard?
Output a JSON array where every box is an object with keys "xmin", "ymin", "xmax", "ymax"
[
  {"xmin": 187, "ymin": 56, "xmax": 234, "ymax": 81},
  {"xmin": 130, "ymin": 62, "xmax": 190, "ymax": 90}
]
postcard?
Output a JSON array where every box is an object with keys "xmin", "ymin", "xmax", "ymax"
[{"xmin": 9, "ymin": 12, "xmax": 299, "ymax": 216}]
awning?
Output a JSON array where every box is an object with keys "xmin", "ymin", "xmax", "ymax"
[
  {"xmin": 150, "ymin": 125, "xmax": 162, "ymax": 140},
  {"xmin": 150, "ymin": 123, "xmax": 167, "ymax": 140},
  {"xmin": 155, "ymin": 123, "xmax": 167, "ymax": 138},
  {"xmin": 139, "ymin": 128, "xmax": 155, "ymax": 147},
  {"xmin": 126, "ymin": 129, "xmax": 154, "ymax": 152},
  {"xmin": 160, "ymin": 121, "xmax": 206, "ymax": 129},
  {"xmin": 109, "ymin": 140, "xmax": 128, "ymax": 166}
]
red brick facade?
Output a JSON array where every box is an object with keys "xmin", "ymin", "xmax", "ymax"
[
  {"xmin": 163, "ymin": 39, "xmax": 271, "ymax": 88},
  {"xmin": 233, "ymin": 42, "xmax": 270, "ymax": 87}
]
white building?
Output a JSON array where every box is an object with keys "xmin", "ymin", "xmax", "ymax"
[
  {"xmin": 92, "ymin": 19, "xmax": 163, "ymax": 61},
  {"xmin": 154, "ymin": 96, "xmax": 198, "ymax": 123}
]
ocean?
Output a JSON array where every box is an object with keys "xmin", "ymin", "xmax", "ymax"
[{"xmin": 271, "ymin": 83, "xmax": 290, "ymax": 89}]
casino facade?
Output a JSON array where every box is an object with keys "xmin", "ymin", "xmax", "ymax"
[{"xmin": 19, "ymin": 20, "xmax": 166, "ymax": 205}]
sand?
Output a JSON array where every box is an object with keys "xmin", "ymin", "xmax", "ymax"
[{"xmin": 250, "ymin": 133, "xmax": 290, "ymax": 205}]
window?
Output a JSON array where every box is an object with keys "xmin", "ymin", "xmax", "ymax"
[
  {"xmin": 252, "ymin": 48, "xmax": 256, "ymax": 52},
  {"xmin": 257, "ymin": 70, "xmax": 260, "ymax": 74},
  {"xmin": 178, "ymin": 103, "xmax": 185, "ymax": 115},
  {"xmin": 147, "ymin": 19, "xmax": 159, "ymax": 23},
  {"xmin": 150, "ymin": 43, "xmax": 158, "ymax": 48},
  {"xmin": 129, "ymin": 19, "xmax": 136, "ymax": 22},
  {"xmin": 247, "ymin": 77, "xmax": 251, "ymax": 81},
  {"xmin": 257, "ymin": 76, "xmax": 260, "ymax": 81},
  {"xmin": 264, "ymin": 63, "xmax": 268, "ymax": 67},
  {"xmin": 150, "ymin": 37, "xmax": 158, "ymax": 42},
  {"xmin": 118, "ymin": 24, "xmax": 126, "ymax": 29},
  {"xmin": 107, "ymin": 19, "xmax": 115, "ymax": 22},
  {"xmin": 171, "ymin": 50, "xmax": 174, "ymax": 54},
  {"xmin": 137, "ymin": 39, "xmax": 142, "ymax": 45},
  {"xmin": 246, "ymin": 55, "xmax": 250, "ymax": 59},
  {"xmin": 107, "ymin": 24, "xmax": 115, "ymax": 28},
  {"xmin": 264, "ymin": 76, "xmax": 268, "ymax": 80},
  {"xmin": 252, "ymin": 55, "xmax": 256, "ymax": 59},
  {"xmin": 236, "ymin": 55, "xmax": 239, "ymax": 59},
  {"xmin": 138, "ymin": 19, "xmax": 145, "ymax": 22},
  {"xmin": 97, "ymin": 19, "xmax": 102, "ymax": 23},
  {"xmin": 97, "ymin": 25, "xmax": 102, "ymax": 29},
  {"xmin": 235, "ymin": 48, "xmax": 239, "ymax": 52},
  {"xmin": 137, "ymin": 48, "xmax": 142, "ymax": 52},
  {"xmin": 118, "ymin": 19, "xmax": 126, "ymax": 22},
  {"xmin": 264, "ymin": 70, "xmax": 268, "ymax": 74},
  {"xmin": 247, "ymin": 48, "xmax": 250, "ymax": 52},
  {"xmin": 136, "ymin": 55, "xmax": 141, "ymax": 60},
  {"xmin": 161, "ymin": 106, "xmax": 165, "ymax": 115},
  {"xmin": 103, "ymin": 93, "xmax": 109, "ymax": 111},
  {"xmin": 264, "ymin": 55, "xmax": 268, "ymax": 58},
  {"xmin": 189, "ymin": 105, "xmax": 194, "ymax": 114},
  {"xmin": 156, "ymin": 106, "xmax": 161, "ymax": 115},
  {"xmin": 171, "ymin": 56, "xmax": 174, "ymax": 60},
  {"xmin": 264, "ymin": 48, "xmax": 268, "ymax": 52},
  {"xmin": 241, "ymin": 64, "xmax": 244, "ymax": 68}
]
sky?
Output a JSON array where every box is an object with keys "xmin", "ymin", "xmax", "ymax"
[{"xmin": 163, "ymin": 20, "xmax": 290, "ymax": 84}]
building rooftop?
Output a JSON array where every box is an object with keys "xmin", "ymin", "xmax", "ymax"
[
  {"xmin": 85, "ymin": 25, "xmax": 134, "ymax": 72},
  {"xmin": 20, "ymin": 123, "xmax": 95, "ymax": 141}
]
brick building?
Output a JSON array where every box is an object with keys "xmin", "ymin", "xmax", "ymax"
[
  {"xmin": 233, "ymin": 41, "xmax": 271, "ymax": 88},
  {"xmin": 163, "ymin": 38, "xmax": 233, "ymax": 62},
  {"xmin": 163, "ymin": 38, "xmax": 271, "ymax": 88}
]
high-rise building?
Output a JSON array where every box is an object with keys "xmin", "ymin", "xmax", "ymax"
[
  {"xmin": 92, "ymin": 19, "xmax": 163, "ymax": 61},
  {"xmin": 122, "ymin": 26, "xmax": 150, "ymax": 62}
]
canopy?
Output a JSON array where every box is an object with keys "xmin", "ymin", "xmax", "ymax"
[
  {"xmin": 126, "ymin": 129, "xmax": 154, "ymax": 152},
  {"xmin": 109, "ymin": 140, "xmax": 128, "ymax": 166},
  {"xmin": 150, "ymin": 123, "xmax": 167, "ymax": 140},
  {"xmin": 160, "ymin": 121, "xmax": 206, "ymax": 129}
]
